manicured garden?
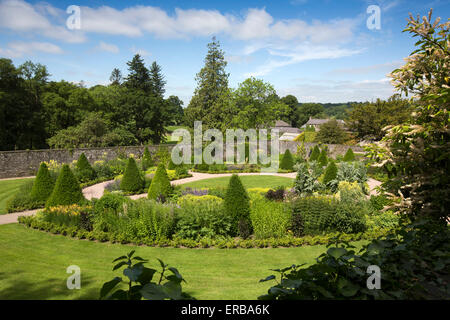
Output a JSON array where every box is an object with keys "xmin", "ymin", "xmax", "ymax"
[{"xmin": 0, "ymin": 178, "xmax": 34, "ymax": 214}]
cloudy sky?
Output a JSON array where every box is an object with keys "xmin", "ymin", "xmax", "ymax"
[{"xmin": 0, "ymin": 0, "xmax": 448, "ymax": 103}]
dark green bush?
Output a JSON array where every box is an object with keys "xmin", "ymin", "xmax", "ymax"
[
  {"xmin": 30, "ymin": 162, "xmax": 55, "ymax": 204},
  {"xmin": 141, "ymin": 147, "xmax": 153, "ymax": 170},
  {"xmin": 148, "ymin": 163, "xmax": 172, "ymax": 200},
  {"xmin": 323, "ymin": 161, "xmax": 338, "ymax": 185},
  {"xmin": 75, "ymin": 153, "xmax": 97, "ymax": 183},
  {"xmin": 46, "ymin": 165, "xmax": 84, "ymax": 207},
  {"xmin": 309, "ymin": 145, "xmax": 320, "ymax": 161},
  {"xmin": 280, "ymin": 149, "xmax": 294, "ymax": 170},
  {"xmin": 120, "ymin": 157, "xmax": 144, "ymax": 193},
  {"xmin": 175, "ymin": 197, "xmax": 232, "ymax": 240},
  {"xmin": 94, "ymin": 192, "xmax": 130, "ymax": 214},
  {"xmin": 224, "ymin": 174, "xmax": 251, "ymax": 237},
  {"xmin": 343, "ymin": 148, "xmax": 355, "ymax": 162},
  {"xmin": 318, "ymin": 149, "xmax": 328, "ymax": 167}
]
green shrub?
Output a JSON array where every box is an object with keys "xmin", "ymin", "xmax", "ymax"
[
  {"xmin": 46, "ymin": 165, "xmax": 84, "ymax": 207},
  {"xmin": 6, "ymin": 179, "xmax": 41, "ymax": 213},
  {"xmin": 175, "ymin": 196, "xmax": 232, "ymax": 240},
  {"xmin": 175, "ymin": 165, "xmax": 189, "ymax": 177},
  {"xmin": 323, "ymin": 161, "xmax": 338, "ymax": 185},
  {"xmin": 30, "ymin": 162, "xmax": 55, "ymax": 204},
  {"xmin": 224, "ymin": 174, "xmax": 251, "ymax": 237},
  {"xmin": 309, "ymin": 145, "xmax": 320, "ymax": 161},
  {"xmin": 120, "ymin": 157, "xmax": 144, "ymax": 193},
  {"xmin": 292, "ymin": 195, "xmax": 337, "ymax": 235},
  {"xmin": 318, "ymin": 149, "xmax": 328, "ymax": 167},
  {"xmin": 41, "ymin": 204, "xmax": 92, "ymax": 229},
  {"xmin": 280, "ymin": 149, "xmax": 294, "ymax": 170},
  {"xmin": 141, "ymin": 147, "xmax": 153, "ymax": 170},
  {"xmin": 369, "ymin": 194, "xmax": 392, "ymax": 211},
  {"xmin": 293, "ymin": 162, "xmax": 322, "ymax": 195},
  {"xmin": 75, "ymin": 153, "xmax": 97, "ymax": 183},
  {"xmin": 343, "ymin": 148, "xmax": 355, "ymax": 162},
  {"xmin": 94, "ymin": 192, "xmax": 130, "ymax": 214},
  {"xmin": 250, "ymin": 195, "xmax": 290, "ymax": 239},
  {"xmin": 148, "ymin": 163, "xmax": 172, "ymax": 200}
]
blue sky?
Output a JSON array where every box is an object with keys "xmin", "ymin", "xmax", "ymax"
[{"xmin": 0, "ymin": 0, "xmax": 448, "ymax": 103}]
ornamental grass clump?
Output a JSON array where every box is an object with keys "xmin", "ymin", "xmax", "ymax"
[
  {"xmin": 120, "ymin": 157, "xmax": 144, "ymax": 193},
  {"xmin": 224, "ymin": 174, "xmax": 252, "ymax": 238},
  {"xmin": 30, "ymin": 162, "xmax": 55, "ymax": 204},
  {"xmin": 148, "ymin": 163, "xmax": 172, "ymax": 200},
  {"xmin": 46, "ymin": 164, "xmax": 84, "ymax": 208}
]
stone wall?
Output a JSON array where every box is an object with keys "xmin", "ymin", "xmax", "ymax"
[
  {"xmin": 0, "ymin": 145, "xmax": 175, "ymax": 179},
  {"xmin": 0, "ymin": 142, "xmax": 363, "ymax": 179},
  {"xmin": 279, "ymin": 141, "xmax": 364, "ymax": 158}
]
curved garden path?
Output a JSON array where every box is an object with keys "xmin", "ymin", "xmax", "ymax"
[{"xmin": 0, "ymin": 171, "xmax": 382, "ymax": 225}]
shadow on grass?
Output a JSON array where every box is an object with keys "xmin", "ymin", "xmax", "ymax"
[{"xmin": 0, "ymin": 270, "xmax": 99, "ymax": 300}]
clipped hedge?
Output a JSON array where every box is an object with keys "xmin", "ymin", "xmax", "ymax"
[
  {"xmin": 141, "ymin": 147, "xmax": 153, "ymax": 170},
  {"xmin": 46, "ymin": 164, "xmax": 84, "ymax": 207},
  {"xmin": 323, "ymin": 161, "xmax": 338, "ymax": 185},
  {"xmin": 224, "ymin": 174, "xmax": 251, "ymax": 238},
  {"xmin": 318, "ymin": 149, "xmax": 328, "ymax": 167},
  {"xmin": 120, "ymin": 157, "xmax": 144, "ymax": 193},
  {"xmin": 30, "ymin": 162, "xmax": 55, "ymax": 204},
  {"xmin": 75, "ymin": 153, "xmax": 97, "ymax": 182},
  {"xmin": 280, "ymin": 149, "xmax": 294, "ymax": 171},
  {"xmin": 148, "ymin": 163, "xmax": 172, "ymax": 200},
  {"xmin": 18, "ymin": 215, "xmax": 392, "ymax": 248},
  {"xmin": 343, "ymin": 148, "xmax": 355, "ymax": 162},
  {"xmin": 309, "ymin": 145, "xmax": 320, "ymax": 161}
]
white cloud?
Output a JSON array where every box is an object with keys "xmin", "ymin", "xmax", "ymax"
[
  {"xmin": 245, "ymin": 44, "xmax": 363, "ymax": 77},
  {"xmin": 130, "ymin": 46, "xmax": 150, "ymax": 57},
  {"xmin": 327, "ymin": 60, "xmax": 403, "ymax": 76},
  {"xmin": 96, "ymin": 41, "xmax": 119, "ymax": 53},
  {"xmin": 0, "ymin": 41, "xmax": 63, "ymax": 57},
  {"xmin": 278, "ymin": 78, "xmax": 395, "ymax": 103},
  {"xmin": 0, "ymin": 0, "xmax": 85, "ymax": 43}
]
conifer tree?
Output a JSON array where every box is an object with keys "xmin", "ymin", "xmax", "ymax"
[
  {"xmin": 343, "ymin": 148, "xmax": 355, "ymax": 162},
  {"xmin": 120, "ymin": 157, "xmax": 144, "ymax": 193},
  {"xmin": 224, "ymin": 174, "xmax": 251, "ymax": 238},
  {"xmin": 148, "ymin": 163, "xmax": 172, "ymax": 200},
  {"xmin": 30, "ymin": 162, "xmax": 55, "ymax": 204},
  {"xmin": 46, "ymin": 164, "xmax": 84, "ymax": 207},
  {"xmin": 318, "ymin": 149, "xmax": 328, "ymax": 167},
  {"xmin": 280, "ymin": 149, "xmax": 294, "ymax": 170},
  {"xmin": 309, "ymin": 145, "xmax": 320, "ymax": 161}
]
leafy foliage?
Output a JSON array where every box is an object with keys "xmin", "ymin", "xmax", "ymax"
[
  {"xmin": 141, "ymin": 147, "xmax": 153, "ymax": 171},
  {"xmin": 315, "ymin": 119, "xmax": 348, "ymax": 144},
  {"xmin": 293, "ymin": 162, "xmax": 322, "ymax": 195},
  {"xmin": 259, "ymin": 220, "xmax": 449, "ymax": 300},
  {"xmin": 317, "ymin": 149, "xmax": 328, "ymax": 167},
  {"xmin": 309, "ymin": 145, "xmax": 320, "ymax": 161},
  {"xmin": 250, "ymin": 194, "xmax": 290, "ymax": 239},
  {"xmin": 322, "ymin": 161, "xmax": 338, "ymax": 185},
  {"xmin": 100, "ymin": 250, "xmax": 194, "ymax": 300}
]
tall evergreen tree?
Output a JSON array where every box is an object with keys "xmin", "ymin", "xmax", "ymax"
[
  {"xmin": 185, "ymin": 37, "xmax": 229, "ymax": 129},
  {"xmin": 125, "ymin": 54, "xmax": 151, "ymax": 92},
  {"xmin": 149, "ymin": 61, "xmax": 166, "ymax": 98},
  {"xmin": 109, "ymin": 68, "xmax": 122, "ymax": 86}
]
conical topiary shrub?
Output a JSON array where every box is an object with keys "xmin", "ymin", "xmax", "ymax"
[
  {"xmin": 280, "ymin": 149, "xmax": 294, "ymax": 170},
  {"xmin": 309, "ymin": 145, "xmax": 320, "ymax": 161},
  {"xmin": 323, "ymin": 161, "xmax": 338, "ymax": 185},
  {"xmin": 318, "ymin": 149, "xmax": 328, "ymax": 167},
  {"xmin": 75, "ymin": 153, "xmax": 97, "ymax": 182},
  {"xmin": 120, "ymin": 157, "xmax": 144, "ymax": 193},
  {"xmin": 46, "ymin": 164, "xmax": 84, "ymax": 207},
  {"xmin": 224, "ymin": 174, "xmax": 252, "ymax": 238},
  {"xmin": 30, "ymin": 162, "xmax": 55, "ymax": 204},
  {"xmin": 141, "ymin": 147, "xmax": 153, "ymax": 171},
  {"xmin": 343, "ymin": 148, "xmax": 355, "ymax": 162},
  {"xmin": 148, "ymin": 163, "xmax": 172, "ymax": 200}
]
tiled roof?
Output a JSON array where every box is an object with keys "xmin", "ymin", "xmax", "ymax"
[
  {"xmin": 273, "ymin": 120, "xmax": 291, "ymax": 127},
  {"xmin": 303, "ymin": 118, "xmax": 345, "ymax": 126}
]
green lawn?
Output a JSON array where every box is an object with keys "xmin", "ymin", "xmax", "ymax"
[
  {"xmin": 0, "ymin": 223, "xmax": 336, "ymax": 300},
  {"xmin": 181, "ymin": 175, "xmax": 294, "ymax": 190},
  {"xmin": 0, "ymin": 178, "xmax": 34, "ymax": 214}
]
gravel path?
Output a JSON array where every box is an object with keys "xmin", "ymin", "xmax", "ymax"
[{"xmin": 0, "ymin": 171, "xmax": 382, "ymax": 225}]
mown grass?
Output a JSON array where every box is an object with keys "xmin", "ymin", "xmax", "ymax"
[
  {"xmin": 0, "ymin": 178, "xmax": 34, "ymax": 214},
  {"xmin": 0, "ymin": 223, "xmax": 340, "ymax": 300},
  {"xmin": 181, "ymin": 175, "xmax": 294, "ymax": 190}
]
